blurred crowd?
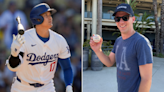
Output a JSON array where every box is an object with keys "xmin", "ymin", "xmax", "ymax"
[{"xmin": 0, "ymin": 0, "xmax": 81, "ymax": 92}]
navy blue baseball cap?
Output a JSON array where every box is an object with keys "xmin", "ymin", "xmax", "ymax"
[{"xmin": 113, "ymin": 3, "xmax": 134, "ymax": 16}]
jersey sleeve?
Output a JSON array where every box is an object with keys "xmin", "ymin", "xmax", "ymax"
[
  {"xmin": 58, "ymin": 58, "xmax": 73, "ymax": 86},
  {"xmin": 112, "ymin": 43, "xmax": 116, "ymax": 53},
  {"xmin": 136, "ymin": 38, "xmax": 153, "ymax": 65},
  {"xmin": 58, "ymin": 37, "xmax": 71, "ymax": 59}
]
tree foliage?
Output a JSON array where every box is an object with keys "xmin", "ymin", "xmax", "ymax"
[{"xmin": 134, "ymin": 12, "xmax": 154, "ymax": 34}]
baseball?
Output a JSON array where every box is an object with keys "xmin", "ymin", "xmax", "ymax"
[{"xmin": 93, "ymin": 34, "xmax": 101, "ymax": 43}]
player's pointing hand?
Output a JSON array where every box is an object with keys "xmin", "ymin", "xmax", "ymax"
[{"xmin": 11, "ymin": 34, "xmax": 25, "ymax": 57}]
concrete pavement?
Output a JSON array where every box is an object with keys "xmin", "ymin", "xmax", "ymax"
[{"xmin": 83, "ymin": 57, "xmax": 164, "ymax": 92}]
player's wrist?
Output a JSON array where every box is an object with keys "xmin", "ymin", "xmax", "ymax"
[
  {"xmin": 66, "ymin": 85, "xmax": 73, "ymax": 92},
  {"xmin": 11, "ymin": 43, "xmax": 20, "ymax": 57},
  {"xmin": 11, "ymin": 48, "xmax": 20, "ymax": 57},
  {"xmin": 94, "ymin": 48, "xmax": 102, "ymax": 54}
]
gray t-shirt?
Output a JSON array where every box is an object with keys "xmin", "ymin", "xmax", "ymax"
[{"xmin": 112, "ymin": 32, "xmax": 153, "ymax": 92}]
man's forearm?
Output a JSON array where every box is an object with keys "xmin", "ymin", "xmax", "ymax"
[
  {"xmin": 138, "ymin": 78, "xmax": 152, "ymax": 92},
  {"xmin": 94, "ymin": 50, "xmax": 114, "ymax": 67},
  {"xmin": 58, "ymin": 58, "xmax": 73, "ymax": 86}
]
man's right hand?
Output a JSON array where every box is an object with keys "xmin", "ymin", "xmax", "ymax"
[
  {"xmin": 11, "ymin": 34, "xmax": 25, "ymax": 57},
  {"xmin": 90, "ymin": 35, "xmax": 103, "ymax": 53}
]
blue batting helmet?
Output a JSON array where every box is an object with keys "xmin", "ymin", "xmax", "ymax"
[{"xmin": 30, "ymin": 3, "xmax": 56, "ymax": 25}]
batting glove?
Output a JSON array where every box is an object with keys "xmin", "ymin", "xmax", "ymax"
[
  {"xmin": 11, "ymin": 34, "xmax": 25, "ymax": 57},
  {"xmin": 66, "ymin": 85, "xmax": 73, "ymax": 92}
]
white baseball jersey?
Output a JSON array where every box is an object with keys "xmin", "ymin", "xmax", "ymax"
[{"xmin": 16, "ymin": 28, "xmax": 71, "ymax": 84}]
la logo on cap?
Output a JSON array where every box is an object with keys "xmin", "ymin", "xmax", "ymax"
[{"xmin": 117, "ymin": 6, "xmax": 127, "ymax": 9}]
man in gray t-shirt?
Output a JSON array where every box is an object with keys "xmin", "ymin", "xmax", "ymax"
[
  {"xmin": 112, "ymin": 32, "xmax": 153, "ymax": 92},
  {"xmin": 90, "ymin": 3, "xmax": 153, "ymax": 92}
]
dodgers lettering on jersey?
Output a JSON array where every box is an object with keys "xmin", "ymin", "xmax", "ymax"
[
  {"xmin": 27, "ymin": 53, "xmax": 58, "ymax": 66},
  {"xmin": 16, "ymin": 28, "xmax": 71, "ymax": 84},
  {"xmin": 112, "ymin": 32, "xmax": 153, "ymax": 92}
]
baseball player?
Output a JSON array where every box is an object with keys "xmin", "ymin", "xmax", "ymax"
[
  {"xmin": 6, "ymin": 3, "xmax": 73, "ymax": 92},
  {"xmin": 90, "ymin": 3, "xmax": 153, "ymax": 92}
]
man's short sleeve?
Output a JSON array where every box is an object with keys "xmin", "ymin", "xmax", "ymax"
[
  {"xmin": 136, "ymin": 38, "xmax": 153, "ymax": 65},
  {"xmin": 112, "ymin": 43, "xmax": 116, "ymax": 53},
  {"xmin": 59, "ymin": 37, "xmax": 71, "ymax": 59},
  {"xmin": 112, "ymin": 38, "xmax": 119, "ymax": 53}
]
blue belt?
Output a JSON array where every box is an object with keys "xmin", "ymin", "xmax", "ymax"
[{"xmin": 17, "ymin": 77, "xmax": 44, "ymax": 88}]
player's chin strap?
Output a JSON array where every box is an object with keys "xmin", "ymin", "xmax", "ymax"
[{"xmin": 66, "ymin": 85, "xmax": 73, "ymax": 92}]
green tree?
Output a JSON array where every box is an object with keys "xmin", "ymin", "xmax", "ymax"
[
  {"xmin": 125, "ymin": 0, "xmax": 137, "ymax": 11},
  {"xmin": 134, "ymin": 12, "xmax": 154, "ymax": 34}
]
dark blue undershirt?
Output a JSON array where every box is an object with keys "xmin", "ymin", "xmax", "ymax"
[{"xmin": 36, "ymin": 33, "xmax": 49, "ymax": 43}]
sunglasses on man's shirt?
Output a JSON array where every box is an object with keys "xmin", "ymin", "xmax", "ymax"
[{"xmin": 114, "ymin": 15, "xmax": 133, "ymax": 22}]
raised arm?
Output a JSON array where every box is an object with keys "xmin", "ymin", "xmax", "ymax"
[
  {"xmin": 90, "ymin": 36, "xmax": 115, "ymax": 67},
  {"xmin": 6, "ymin": 34, "xmax": 25, "ymax": 72}
]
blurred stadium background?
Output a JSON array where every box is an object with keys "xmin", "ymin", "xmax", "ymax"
[{"xmin": 0, "ymin": 0, "xmax": 81, "ymax": 92}]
